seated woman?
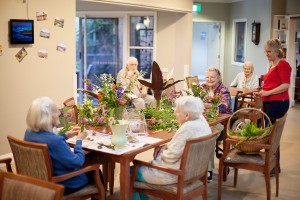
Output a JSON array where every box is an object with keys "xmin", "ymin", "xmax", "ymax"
[
  {"xmin": 24, "ymin": 96, "xmax": 104, "ymax": 195},
  {"xmin": 133, "ymin": 96, "xmax": 211, "ymax": 198},
  {"xmin": 230, "ymin": 61, "xmax": 259, "ymax": 89},
  {"xmin": 202, "ymin": 67, "xmax": 232, "ymax": 182}
]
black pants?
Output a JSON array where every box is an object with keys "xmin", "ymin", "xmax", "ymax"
[{"xmin": 263, "ymin": 99, "xmax": 289, "ymax": 170}]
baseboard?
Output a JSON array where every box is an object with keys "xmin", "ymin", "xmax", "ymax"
[{"xmin": 0, "ymin": 153, "xmax": 14, "ymax": 168}]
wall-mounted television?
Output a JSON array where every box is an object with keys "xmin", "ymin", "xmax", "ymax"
[{"xmin": 10, "ymin": 19, "xmax": 34, "ymax": 44}]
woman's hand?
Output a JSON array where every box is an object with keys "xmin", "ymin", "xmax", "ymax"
[
  {"xmin": 77, "ymin": 130, "xmax": 87, "ymax": 141},
  {"xmin": 153, "ymin": 145, "xmax": 166, "ymax": 158},
  {"xmin": 66, "ymin": 126, "xmax": 80, "ymax": 138}
]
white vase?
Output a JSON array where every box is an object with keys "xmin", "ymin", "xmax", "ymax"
[{"xmin": 109, "ymin": 120, "xmax": 129, "ymax": 147}]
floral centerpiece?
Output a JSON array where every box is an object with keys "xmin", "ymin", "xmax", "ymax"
[
  {"xmin": 184, "ymin": 82, "xmax": 222, "ymax": 121},
  {"xmin": 143, "ymin": 91, "xmax": 178, "ymax": 131},
  {"xmin": 57, "ymin": 106, "xmax": 76, "ymax": 134},
  {"xmin": 78, "ymin": 74, "xmax": 131, "ymax": 127}
]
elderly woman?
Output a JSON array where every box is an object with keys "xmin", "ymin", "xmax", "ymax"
[
  {"xmin": 133, "ymin": 96, "xmax": 211, "ymax": 192},
  {"xmin": 202, "ymin": 67, "xmax": 232, "ymax": 182},
  {"xmin": 230, "ymin": 61, "xmax": 259, "ymax": 89},
  {"xmin": 117, "ymin": 57, "xmax": 155, "ymax": 110},
  {"xmin": 24, "ymin": 96, "xmax": 104, "ymax": 195},
  {"xmin": 254, "ymin": 39, "xmax": 291, "ymax": 175}
]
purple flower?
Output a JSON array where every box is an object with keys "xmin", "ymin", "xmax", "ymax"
[
  {"xmin": 116, "ymin": 87, "xmax": 125, "ymax": 99},
  {"xmin": 87, "ymin": 84, "xmax": 93, "ymax": 91}
]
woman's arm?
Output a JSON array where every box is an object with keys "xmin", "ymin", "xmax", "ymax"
[{"xmin": 259, "ymin": 83, "xmax": 290, "ymax": 96}]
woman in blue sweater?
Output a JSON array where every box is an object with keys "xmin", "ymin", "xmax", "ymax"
[{"xmin": 24, "ymin": 96, "xmax": 102, "ymax": 195}]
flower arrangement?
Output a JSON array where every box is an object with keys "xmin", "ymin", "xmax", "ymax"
[
  {"xmin": 78, "ymin": 74, "xmax": 131, "ymax": 125},
  {"xmin": 143, "ymin": 106, "xmax": 178, "ymax": 131}
]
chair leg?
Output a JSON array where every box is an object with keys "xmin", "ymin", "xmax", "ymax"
[
  {"xmin": 218, "ymin": 162, "xmax": 224, "ymax": 200},
  {"xmin": 264, "ymin": 170, "xmax": 271, "ymax": 200},
  {"xmin": 233, "ymin": 168, "xmax": 238, "ymax": 188}
]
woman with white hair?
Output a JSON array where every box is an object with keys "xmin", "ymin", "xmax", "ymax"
[
  {"xmin": 24, "ymin": 96, "xmax": 104, "ymax": 195},
  {"xmin": 117, "ymin": 56, "xmax": 155, "ymax": 110},
  {"xmin": 133, "ymin": 96, "xmax": 211, "ymax": 187},
  {"xmin": 230, "ymin": 61, "xmax": 259, "ymax": 89}
]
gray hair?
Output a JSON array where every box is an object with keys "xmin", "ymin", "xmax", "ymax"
[
  {"xmin": 175, "ymin": 96, "xmax": 204, "ymax": 120},
  {"xmin": 126, "ymin": 57, "xmax": 138, "ymax": 66},
  {"xmin": 26, "ymin": 97, "xmax": 56, "ymax": 132}
]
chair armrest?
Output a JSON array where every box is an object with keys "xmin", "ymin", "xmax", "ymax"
[
  {"xmin": 51, "ymin": 163, "xmax": 100, "ymax": 183},
  {"xmin": 0, "ymin": 157, "xmax": 13, "ymax": 172},
  {"xmin": 133, "ymin": 159, "xmax": 182, "ymax": 176}
]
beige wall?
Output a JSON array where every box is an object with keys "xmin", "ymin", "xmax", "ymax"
[
  {"xmin": 156, "ymin": 12, "xmax": 193, "ymax": 90},
  {"xmin": 0, "ymin": 0, "xmax": 76, "ymax": 155}
]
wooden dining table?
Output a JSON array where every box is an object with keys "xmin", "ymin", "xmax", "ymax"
[{"xmin": 74, "ymin": 113, "xmax": 231, "ymax": 200}]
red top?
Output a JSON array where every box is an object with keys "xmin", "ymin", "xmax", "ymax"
[{"xmin": 262, "ymin": 59, "xmax": 291, "ymax": 102}]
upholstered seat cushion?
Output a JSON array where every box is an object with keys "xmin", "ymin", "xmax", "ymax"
[
  {"xmin": 62, "ymin": 184, "xmax": 98, "ymax": 200},
  {"xmin": 224, "ymin": 148, "xmax": 275, "ymax": 166},
  {"xmin": 134, "ymin": 180, "xmax": 203, "ymax": 195}
]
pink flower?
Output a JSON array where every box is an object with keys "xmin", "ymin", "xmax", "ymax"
[
  {"xmin": 97, "ymin": 116, "xmax": 104, "ymax": 123},
  {"xmin": 118, "ymin": 98, "xmax": 127, "ymax": 105},
  {"xmin": 108, "ymin": 117, "xmax": 115, "ymax": 123},
  {"xmin": 102, "ymin": 109, "xmax": 108, "ymax": 115},
  {"xmin": 94, "ymin": 113, "xmax": 99, "ymax": 117},
  {"xmin": 81, "ymin": 118, "xmax": 88, "ymax": 124},
  {"xmin": 149, "ymin": 117, "xmax": 156, "ymax": 125}
]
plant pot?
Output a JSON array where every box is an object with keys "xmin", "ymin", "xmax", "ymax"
[{"xmin": 109, "ymin": 120, "xmax": 129, "ymax": 147}]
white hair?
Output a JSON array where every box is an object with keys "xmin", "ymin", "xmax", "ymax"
[
  {"xmin": 126, "ymin": 57, "xmax": 138, "ymax": 66},
  {"xmin": 26, "ymin": 97, "xmax": 56, "ymax": 132},
  {"xmin": 244, "ymin": 61, "xmax": 254, "ymax": 72},
  {"xmin": 175, "ymin": 96, "xmax": 204, "ymax": 120}
]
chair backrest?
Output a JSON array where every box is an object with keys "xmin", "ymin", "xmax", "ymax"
[
  {"xmin": 270, "ymin": 114, "xmax": 287, "ymax": 155},
  {"xmin": 63, "ymin": 97, "xmax": 76, "ymax": 107},
  {"xmin": 7, "ymin": 135, "xmax": 53, "ymax": 181},
  {"xmin": 164, "ymin": 78, "xmax": 176, "ymax": 95},
  {"xmin": 180, "ymin": 131, "xmax": 218, "ymax": 182},
  {"xmin": 186, "ymin": 76, "xmax": 199, "ymax": 89},
  {"xmin": 0, "ymin": 170, "xmax": 64, "ymax": 200}
]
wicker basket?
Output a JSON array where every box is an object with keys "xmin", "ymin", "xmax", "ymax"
[{"xmin": 227, "ymin": 108, "xmax": 272, "ymax": 154}]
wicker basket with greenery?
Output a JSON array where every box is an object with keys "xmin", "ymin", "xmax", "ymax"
[{"xmin": 227, "ymin": 108, "xmax": 272, "ymax": 154}]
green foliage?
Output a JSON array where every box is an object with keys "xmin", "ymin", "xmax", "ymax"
[
  {"xmin": 58, "ymin": 106, "xmax": 75, "ymax": 134},
  {"xmin": 142, "ymin": 106, "xmax": 178, "ymax": 131}
]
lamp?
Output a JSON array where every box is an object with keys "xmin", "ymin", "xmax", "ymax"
[{"xmin": 252, "ymin": 21, "xmax": 261, "ymax": 45}]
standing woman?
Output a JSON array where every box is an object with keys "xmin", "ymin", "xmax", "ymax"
[{"xmin": 254, "ymin": 38, "xmax": 291, "ymax": 174}]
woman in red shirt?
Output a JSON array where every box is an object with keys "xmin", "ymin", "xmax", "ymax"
[{"xmin": 254, "ymin": 38, "xmax": 291, "ymax": 174}]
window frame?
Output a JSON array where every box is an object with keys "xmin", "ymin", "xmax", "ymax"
[{"xmin": 231, "ymin": 18, "xmax": 247, "ymax": 66}]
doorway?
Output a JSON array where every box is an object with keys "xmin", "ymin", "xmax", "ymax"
[{"xmin": 191, "ymin": 21, "xmax": 225, "ymax": 83}]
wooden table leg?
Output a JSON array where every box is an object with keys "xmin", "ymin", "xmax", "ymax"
[{"xmin": 119, "ymin": 157, "xmax": 132, "ymax": 200}]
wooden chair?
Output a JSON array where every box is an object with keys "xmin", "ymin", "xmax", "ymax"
[
  {"xmin": 185, "ymin": 75, "xmax": 199, "ymax": 89},
  {"xmin": 163, "ymin": 78, "xmax": 180, "ymax": 96},
  {"xmin": 235, "ymin": 95, "xmax": 263, "ymax": 125},
  {"xmin": 61, "ymin": 99, "xmax": 115, "ymax": 195},
  {"xmin": 0, "ymin": 158, "xmax": 12, "ymax": 172},
  {"xmin": 218, "ymin": 114, "xmax": 287, "ymax": 200},
  {"xmin": 63, "ymin": 97, "xmax": 76, "ymax": 107},
  {"xmin": 130, "ymin": 131, "xmax": 218, "ymax": 200},
  {"xmin": 7, "ymin": 135, "xmax": 106, "ymax": 200},
  {"xmin": 0, "ymin": 170, "xmax": 64, "ymax": 200}
]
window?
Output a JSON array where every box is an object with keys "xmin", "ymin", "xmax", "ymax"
[
  {"xmin": 129, "ymin": 16, "xmax": 154, "ymax": 79},
  {"xmin": 232, "ymin": 19, "xmax": 247, "ymax": 65},
  {"xmin": 76, "ymin": 13, "xmax": 156, "ymax": 103}
]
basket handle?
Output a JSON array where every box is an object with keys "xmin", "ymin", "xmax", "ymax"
[{"xmin": 227, "ymin": 107, "xmax": 272, "ymax": 129}]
